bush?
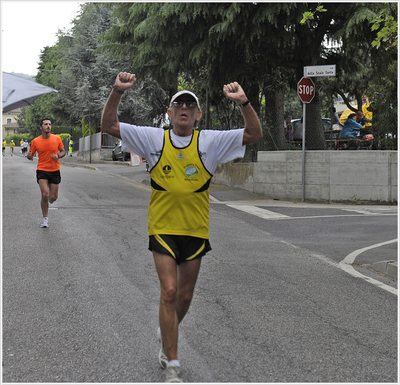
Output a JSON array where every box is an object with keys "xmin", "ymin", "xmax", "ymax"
[
  {"xmin": 57, "ymin": 133, "xmax": 72, "ymax": 141},
  {"xmin": 5, "ymin": 133, "xmax": 33, "ymax": 145},
  {"xmin": 5, "ymin": 133, "xmax": 71, "ymax": 145}
]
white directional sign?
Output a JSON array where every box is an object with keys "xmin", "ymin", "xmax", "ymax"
[{"xmin": 304, "ymin": 65, "xmax": 336, "ymax": 77}]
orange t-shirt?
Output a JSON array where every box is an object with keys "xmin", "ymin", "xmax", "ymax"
[{"xmin": 29, "ymin": 134, "xmax": 64, "ymax": 172}]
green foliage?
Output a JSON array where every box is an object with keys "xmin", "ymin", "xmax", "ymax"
[
  {"xmin": 102, "ymin": 2, "xmax": 397, "ymax": 149},
  {"xmin": 5, "ymin": 134, "xmax": 33, "ymax": 144},
  {"xmin": 13, "ymin": 2, "xmax": 397, "ymax": 152},
  {"xmin": 364, "ymin": 60, "xmax": 398, "ymax": 150},
  {"xmin": 81, "ymin": 117, "xmax": 91, "ymax": 138},
  {"xmin": 57, "ymin": 133, "xmax": 72, "ymax": 141},
  {"xmin": 301, "ymin": 12, "xmax": 315, "ymax": 25},
  {"xmin": 24, "ymin": 101, "xmax": 49, "ymax": 137},
  {"xmin": 5, "ymin": 133, "xmax": 70, "ymax": 145},
  {"xmin": 371, "ymin": 7, "xmax": 398, "ymax": 48},
  {"xmin": 23, "ymin": 45, "xmax": 64, "ymax": 133},
  {"xmin": 300, "ymin": 5, "xmax": 327, "ymax": 25}
]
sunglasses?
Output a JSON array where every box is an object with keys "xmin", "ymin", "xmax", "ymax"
[{"xmin": 172, "ymin": 101, "xmax": 198, "ymax": 109}]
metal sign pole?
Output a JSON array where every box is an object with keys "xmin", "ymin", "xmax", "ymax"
[
  {"xmin": 299, "ymin": 64, "xmax": 336, "ymax": 203},
  {"xmin": 301, "ymin": 66, "xmax": 307, "ymax": 202},
  {"xmin": 302, "ymin": 102, "xmax": 306, "ymax": 202}
]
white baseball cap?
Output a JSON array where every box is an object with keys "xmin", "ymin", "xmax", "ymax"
[{"xmin": 170, "ymin": 90, "xmax": 201, "ymax": 110}]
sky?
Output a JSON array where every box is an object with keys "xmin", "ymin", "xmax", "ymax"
[{"xmin": 1, "ymin": 1, "xmax": 84, "ymax": 76}]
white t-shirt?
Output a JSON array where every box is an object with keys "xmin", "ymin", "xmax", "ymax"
[{"xmin": 120, "ymin": 123, "xmax": 246, "ymax": 174}]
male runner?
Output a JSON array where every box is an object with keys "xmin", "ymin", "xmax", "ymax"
[
  {"xmin": 101, "ymin": 72, "xmax": 262, "ymax": 382},
  {"xmin": 27, "ymin": 118, "xmax": 66, "ymax": 228}
]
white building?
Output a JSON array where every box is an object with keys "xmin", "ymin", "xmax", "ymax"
[{"xmin": 2, "ymin": 108, "xmax": 22, "ymax": 139}]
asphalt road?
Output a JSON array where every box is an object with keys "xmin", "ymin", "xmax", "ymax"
[{"xmin": 3, "ymin": 153, "xmax": 398, "ymax": 383}]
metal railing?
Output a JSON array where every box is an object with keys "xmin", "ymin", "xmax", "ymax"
[{"xmin": 101, "ymin": 133, "xmax": 119, "ymax": 149}]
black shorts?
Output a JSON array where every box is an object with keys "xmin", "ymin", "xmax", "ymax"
[
  {"xmin": 149, "ymin": 235, "xmax": 211, "ymax": 265},
  {"xmin": 36, "ymin": 170, "xmax": 61, "ymax": 185}
]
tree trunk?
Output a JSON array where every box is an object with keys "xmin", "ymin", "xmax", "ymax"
[
  {"xmin": 305, "ymin": 81, "xmax": 326, "ymax": 150},
  {"xmin": 246, "ymin": 83, "xmax": 261, "ymax": 157},
  {"xmin": 264, "ymin": 84, "xmax": 286, "ymax": 150}
]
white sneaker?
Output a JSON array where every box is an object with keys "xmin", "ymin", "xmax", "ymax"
[
  {"xmin": 157, "ymin": 327, "xmax": 168, "ymax": 369},
  {"xmin": 40, "ymin": 218, "xmax": 49, "ymax": 228},
  {"xmin": 165, "ymin": 363, "xmax": 182, "ymax": 383}
]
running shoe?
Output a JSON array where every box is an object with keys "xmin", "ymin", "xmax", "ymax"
[
  {"xmin": 157, "ymin": 327, "xmax": 168, "ymax": 369},
  {"xmin": 40, "ymin": 218, "xmax": 49, "ymax": 228},
  {"xmin": 165, "ymin": 364, "xmax": 182, "ymax": 383},
  {"xmin": 49, "ymin": 199, "xmax": 54, "ymax": 204}
]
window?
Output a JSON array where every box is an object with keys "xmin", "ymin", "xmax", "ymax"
[{"xmin": 6, "ymin": 118, "xmax": 12, "ymax": 124}]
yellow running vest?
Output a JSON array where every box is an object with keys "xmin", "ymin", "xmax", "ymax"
[{"xmin": 148, "ymin": 129, "xmax": 212, "ymax": 238}]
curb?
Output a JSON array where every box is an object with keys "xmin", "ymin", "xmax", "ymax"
[{"xmin": 367, "ymin": 260, "xmax": 397, "ymax": 279}]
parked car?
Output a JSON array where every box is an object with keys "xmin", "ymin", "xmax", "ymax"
[
  {"xmin": 112, "ymin": 139, "xmax": 130, "ymax": 161},
  {"xmin": 291, "ymin": 118, "xmax": 344, "ymax": 139}
]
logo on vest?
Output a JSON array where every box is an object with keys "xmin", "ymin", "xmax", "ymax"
[
  {"xmin": 163, "ymin": 165, "xmax": 172, "ymax": 174},
  {"xmin": 185, "ymin": 166, "xmax": 198, "ymax": 179}
]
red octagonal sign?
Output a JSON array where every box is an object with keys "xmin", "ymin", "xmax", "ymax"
[{"xmin": 297, "ymin": 77, "xmax": 315, "ymax": 103}]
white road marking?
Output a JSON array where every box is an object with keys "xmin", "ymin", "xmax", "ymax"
[
  {"xmin": 209, "ymin": 194, "xmax": 220, "ymax": 203},
  {"xmin": 339, "ymin": 239, "xmax": 398, "ymax": 296},
  {"xmin": 222, "ymin": 204, "xmax": 395, "ymax": 221},
  {"xmin": 215, "ymin": 199, "xmax": 397, "ymax": 295},
  {"xmin": 226, "ymin": 204, "xmax": 290, "ymax": 220}
]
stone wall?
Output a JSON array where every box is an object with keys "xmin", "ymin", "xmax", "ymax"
[
  {"xmin": 78, "ymin": 148, "xmax": 112, "ymax": 163},
  {"xmin": 213, "ymin": 151, "xmax": 397, "ymax": 204}
]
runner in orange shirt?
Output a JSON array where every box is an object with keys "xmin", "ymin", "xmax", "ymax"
[{"xmin": 27, "ymin": 118, "xmax": 66, "ymax": 228}]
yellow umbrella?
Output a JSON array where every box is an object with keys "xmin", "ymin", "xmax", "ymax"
[{"xmin": 339, "ymin": 102, "xmax": 373, "ymax": 127}]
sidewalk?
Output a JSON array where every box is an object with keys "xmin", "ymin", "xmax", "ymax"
[{"xmin": 60, "ymin": 155, "xmax": 398, "ymax": 281}]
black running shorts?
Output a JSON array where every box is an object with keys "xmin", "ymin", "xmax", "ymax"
[
  {"xmin": 36, "ymin": 170, "xmax": 61, "ymax": 185},
  {"xmin": 149, "ymin": 234, "xmax": 212, "ymax": 265}
]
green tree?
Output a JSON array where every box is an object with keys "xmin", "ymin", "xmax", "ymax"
[
  {"xmin": 104, "ymin": 3, "xmax": 364, "ymax": 149},
  {"xmin": 371, "ymin": 6, "xmax": 398, "ymax": 49},
  {"xmin": 23, "ymin": 44, "xmax": 64, "ymax": 136},
  {"xmin": 24, "ymin": 2, "xmax": 397, "ymax": 151},
  {"xmin": 28, "ymin": 3, "xmax": 167, "ymax": 139},
  {"xmin": 103, "ymin": 3, "xmax": 297, "ymax": 148},
  {"xmin": 59, "ymin": 3, "xmax": 124, "ymax": 132}
]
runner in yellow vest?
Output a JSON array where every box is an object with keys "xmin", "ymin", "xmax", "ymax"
[
  {"xmin": 10, "ymin": 140, "xmax": 15, "ymax": 156},
  {"xmin": 101, "ymin": 72, "xmax": 262, "ymax": 383},
  {"xmin": 2, "ymin": 139, "xmax": 6, "ymax": 156}
]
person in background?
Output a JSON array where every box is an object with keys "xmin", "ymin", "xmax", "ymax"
[
  {"xmin": 293, "ymin": 118, "xmax": 303, "ymax": 140},
  {"xmin": 3, "ymin": 139, "xmax": 6, "ymax": 156},
  {"xmin": 284, "ymin": 115, "xmax": 293, "ymax": 143},
  {"xmin": 69, "ymin": 137, "xmax": 73, "ymax": 157},
  {"xmin": 10, "ymin": 140, "xmax": 15, "ymax": 156},
  {"xmin": 101, "ymin": 71, "xmax": 262, "ymax": 383},
  {"xmin": 22, "ymin": 140, "xmax": 29, "ymax": 157},
  {"xmin": 330, "ymin": 107, "xmax": 341, "ymax": 130},
  {"xmin": 338, "ymin": 113, "xmax": 363, "ymax": 139},
  {"xmin": 356, "ymin": 110, "xmax": 371, "ymax": 126},
  {"xmin": 27, "ymin": 118, "xmax": 66, "ymax": 228}
]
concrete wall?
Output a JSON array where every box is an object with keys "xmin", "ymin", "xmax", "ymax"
[
  {"xmin": 78, "ymin": 148, "xmax": 112, "ymax": 163},
  {"xmin": 213, "ymin": 151, "xmax": 398, "ymax": 204}
]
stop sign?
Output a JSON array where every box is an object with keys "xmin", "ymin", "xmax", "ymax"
[{"xmin": 297, "ymin": 77, "xmax": 315, "ymax": 103}]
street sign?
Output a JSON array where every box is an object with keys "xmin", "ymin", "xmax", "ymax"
[
  {"xmin": 297, "ymin": 77, "xmax": 315, "ymax": 103},
  {"xmin": 304, "ymin": 65, "xmax": 336, "ymax": 77},
  {"xmin": 298, "ymin": 65, "xmax": 336, "ymax": 202}
]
